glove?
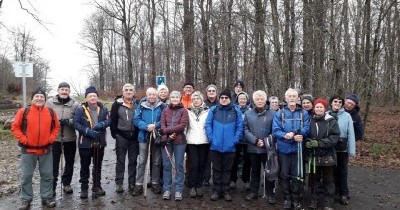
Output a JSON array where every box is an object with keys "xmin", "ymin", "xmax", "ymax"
[
  {"xmin": 93, "ymin": 122, "xmax": 106, "ymax": 130},
  {"xmin": 59, "ymin": 119, "xmax": 69, "ymax": 126},
  {"xmin": 306, "ymin": 139, "xmax": 319, "ymax": 149},
  {"xmin": 85, "ymin": 128, "xmax": 99, "ymax": 139}
]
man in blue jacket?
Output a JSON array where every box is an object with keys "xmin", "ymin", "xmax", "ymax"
[
  {"xmin": 205, "ymin": 89, "xmax": 243, "ymax": 202},
  {"xmin": 273, "ymin": 88, "xmax": 310, "ymax": 209},
  {"xmin": 74, "ymin": 86, "xmax": 110, "ymax": 199}
]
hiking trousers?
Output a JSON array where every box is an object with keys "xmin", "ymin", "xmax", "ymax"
[{"xmin": 20, "ymin": 150, "xmax": 53, "ymax": 202}]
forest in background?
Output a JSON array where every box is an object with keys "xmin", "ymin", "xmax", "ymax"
[{"xmin": 1, "ymin": 0, "xmax": 400, "ymax": 128}]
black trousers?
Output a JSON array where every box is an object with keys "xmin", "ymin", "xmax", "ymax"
[
  {"xmin": 115, "ymin": 135, "xmax": 139, "ymax": 186},
  {"xmin": 52, "ymin": 141, "xmax": 76, "ymax": 190},
  {"xmin": 279, "ymin": 153, "xmax": 302, "ymax": 201},
  {"xmin": 309, "ymin": 166, "xmax": 335, "ymax": 207},
  {"xmin": 79, "ymin": 147, "xmax": 104, "ymax": 190},
  {"xmin": 231, "ymin": 143, "xmax": 251, "ymax": 183},
  {"xmin": 187, "ymin": 144, "xmax": 209, "ymax": 188},
  {"xmin": 210, "ymin": 151, "xmax": 235, "ymax": 195},
  {"xmin": 248, "ymin": 153, "xmax": 275, "ymax": 195},
  {"xmin": 335, "ymin": 152, "xmax": 349, "ymax": 196}
]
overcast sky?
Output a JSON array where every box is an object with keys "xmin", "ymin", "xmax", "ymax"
[{"xmin": 1, "ymin": 0, "xmax": 94, "ymax": 95}]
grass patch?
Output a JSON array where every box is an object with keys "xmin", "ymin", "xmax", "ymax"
[
  {"xmin": 0, "ymin": 124, "xmax": 13, "ymax": 141},
  {"xmin": 369, "ymin": 143, "xmax": 395, "ymax": 158}
]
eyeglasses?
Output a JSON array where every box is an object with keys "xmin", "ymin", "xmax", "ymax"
[
  {"xmin": 208, "ymin": 89, "xmax": 216, "ymax": 92},
  {"xmin": 333, "ymin": 100, "xmax": 342, "ymax": 104},
  {"xmin": 220, "ymin": 96, "xmax": 229, "ymax": 100}
]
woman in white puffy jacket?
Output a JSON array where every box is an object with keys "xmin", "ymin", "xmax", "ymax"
[{"xmin": 185, "ymin": 91, "xmax": 210, "ymax": 198}]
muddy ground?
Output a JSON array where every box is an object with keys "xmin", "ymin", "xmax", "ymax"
[{"xmin": 0, "ymin": 134, "xmax": 399, "ymax": 210}]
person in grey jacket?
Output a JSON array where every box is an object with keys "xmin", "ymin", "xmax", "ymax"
[
  {"xmin": 243, "ymin": 90, "xmax": 276, "ymax": 204},
  {"xmin": 46, "ymin": 82, "xmax": 79, "ymax": 196},
  {"xmin": 110, "ymin": 83, "xmax": 139, "ymax": 194}
]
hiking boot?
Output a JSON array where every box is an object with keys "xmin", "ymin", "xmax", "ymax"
[
  {"xmin": 175, "ymin": 192, "xmax": 183, "ymax": 201},
  {"xmin": 309, "ymin": 199, "xmax": 317, "ymax": 209},
  {"xmin": 18, "ymin": 201, "xmax": 31, "ymax": 210},
  {"xmin": 340, "ymin": 196, "xmax": 349, "ymax": 205},
  {"xmin": 128, "ymin": 184, "xmax": 135, "ymax": 192},
  {"xmin": 189, "ymin": 188, "xmax": 197, "ymax": 198},
  {"xmin": 196, "ymin": 187, "xmax": 204, "ymax": 197},
  {"xmin": 203, "ymin": 180, "xmax": 210, "ymax": 186},
  {"xmin": 267, "ymin": 195, "xmax": 276, "ymax": 204},
  {"xmin": 42, "ymin": 199, "xmax": 56, "ymax": 208},
  {"xmin": 116, "ymin": 184, "xmax": 124, "ymax": 193},
  {"xmin": 293, "ymin": 201, "xmax": 302, "ymax": 210},
  {"xmin": 151, "ymin": 183, "xmax": 162, "ymax": 194},
  {"xmin": 245, "ymin": 192, "xmax": 258, "ymax": 201},
  {"xmin": 163, "ymin": 191, "xmax": 171, "ymax": 200},
  {"xmin": 229, "ymin": 181, "xmax": 236, "ymax": 189},
  {"xmin": 323, "ymin": 207, "xmax": 334, "ymax": 210},
  {"xmin": 223, "ymin": 193, "xmax": 232, "ymax": 202},
  {"xmin": 80, "ymin": 189, "xmax": 88, "ymax": 199},
  {"xmin": 131, "ymin": 185, "xmax": 143, "ymax": 196},
  {"xmin": 283, "ymin": 199, "xmax": 292, "ymax": 209},
  {"xmin": 93, "ymin": 186, "xmax": 106, "ymax": 196},
  {"xmin": 63, "ymin": 185, "xmax": 73, "ymax": 194},
  {"xmin": 210, "ymin": 192, "xmax": 219, "ymax": 201}
]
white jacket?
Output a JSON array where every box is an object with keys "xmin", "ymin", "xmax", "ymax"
[{"xmin": 186, "ymin": 108, "xmax": 209, "ymax": 145}]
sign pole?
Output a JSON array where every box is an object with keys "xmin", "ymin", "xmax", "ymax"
[{"xmin": 22, "ymin": 63, "xmax": 27, "ymax": 107}]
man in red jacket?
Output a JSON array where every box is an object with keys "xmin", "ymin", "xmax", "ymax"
[{"xmin": 12, "ymin": 87, "xmax": 60, "ymax": 210}]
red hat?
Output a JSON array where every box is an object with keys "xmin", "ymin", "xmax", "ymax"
[{"xmin": 314, "ymin": 98, "xmax": 328, "ymax": 109}]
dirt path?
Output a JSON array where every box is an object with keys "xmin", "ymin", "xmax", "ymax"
[{"xmin": 0, "ymin": 134, "xmax": 399, "ymax": 210}]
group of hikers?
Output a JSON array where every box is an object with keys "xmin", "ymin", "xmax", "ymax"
[{"xmin": 10, "ymin": 80, "xmax": 363, "ymax": 210}]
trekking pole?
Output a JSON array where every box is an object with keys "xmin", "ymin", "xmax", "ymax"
[
  {"xmin": 262, "ymin": 161, "xmax": 266, "ymax": 198},
  {"xmin": 164, "ymin": 144, "xmax": 176, "ymax": 176},
  {"xmin": 143, "ymin": 131, "xmax": 153, "ymax": 199},
  {"xmin": 60, "ymin": 124, "xmax": 64, "ymax": 197}
]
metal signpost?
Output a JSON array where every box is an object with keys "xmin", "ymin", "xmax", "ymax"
[{"xmin": 12, "ymin": 62, "xmax": 33, "ymax": 107}]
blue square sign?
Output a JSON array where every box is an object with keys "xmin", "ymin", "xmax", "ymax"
[{"xmin": 156, "ymin": 76, "xmax": 166, "ymax": 86}]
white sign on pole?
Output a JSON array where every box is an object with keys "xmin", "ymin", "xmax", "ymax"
[{"xmin": 13, "ymin": 62, "xmax": 33, "ymax": 77}]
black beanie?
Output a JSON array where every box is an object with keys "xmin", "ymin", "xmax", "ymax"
[
  {"xmin": 346, "ymin": 93, "xmax": 359, "ymax": 105},
  {"xmin": 219, "ymin": 89, "xmax": 232, "ymax": 100},
  {"xmin": 183, "ymin": 82, "xmax": 195, "ymax": 88},
  {"xmin": 85, "ymin": 86, "xmax": 98, "ymax": 97},
  {"xmin": 58, "ymin": 82, "xmax": 70, "ymax": 89},
  {"xmin": 301, "ymin": 94, "xmax": 314, "ymax": 104},
  {"xmin": 31, "ymin": 87, "xmax": 46, "ymax": 100}
]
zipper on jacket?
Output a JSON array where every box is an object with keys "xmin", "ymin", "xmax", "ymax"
[{"xmin": 37, "ymin": 108, "xmax": 41, "ymax": 147}]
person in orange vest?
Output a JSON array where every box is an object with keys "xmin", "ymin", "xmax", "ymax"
[{"xmin": 12, "ymin": 87, "xmax": 60, "ymax": 210}]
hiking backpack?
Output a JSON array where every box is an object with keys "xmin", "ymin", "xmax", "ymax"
[
  {"xmin": 21, "ymin": 106, "xmax": 56, "ymax": 135},
  {"xmin": 264, "ymin": 134, "xmax": 279, "ymax": 181}
]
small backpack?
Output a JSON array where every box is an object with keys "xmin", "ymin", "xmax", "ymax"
[{"xmin": 264, "ymin": 134, "xmax": 279, "ymax": 181}]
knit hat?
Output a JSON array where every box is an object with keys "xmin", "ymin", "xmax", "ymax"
[
  {"xmin": 58, "ymin": 82, "xmax": 70, "ymax": 89},
  {"xmin": 301, "ymin": 94, "xmax": 314, "ymax": 104},
  {"xmin": 346, "ymin": 93, "xmax": 359, "ymax": 105},
  {"xmin": 85, "ymin": 86, "xmax": 98, "ymax": 97},
  {"xmin": 183, "ymin": 82, "xmax": 194, "ymax": 88},
  {"xmin": 157, "ymin": 84, "xmax": 169, "ymax": 92},
  {"xmin": 236, "ymin": 91, "xmax": 249, "ymax": 103},
  {"xmin": 234, "ymin": 80, "xmax": 245, "ymax": 89},
  {"xmin": 314, "ymin": 98, "xmax": 328, "ymax": 109},
  {"xmin": 31, "ymin": 87, "xmax": 46, "ymax": 100},
  {"xmin": 219, "ymin": 89, "xmax": 232, "ymax": 100}
]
